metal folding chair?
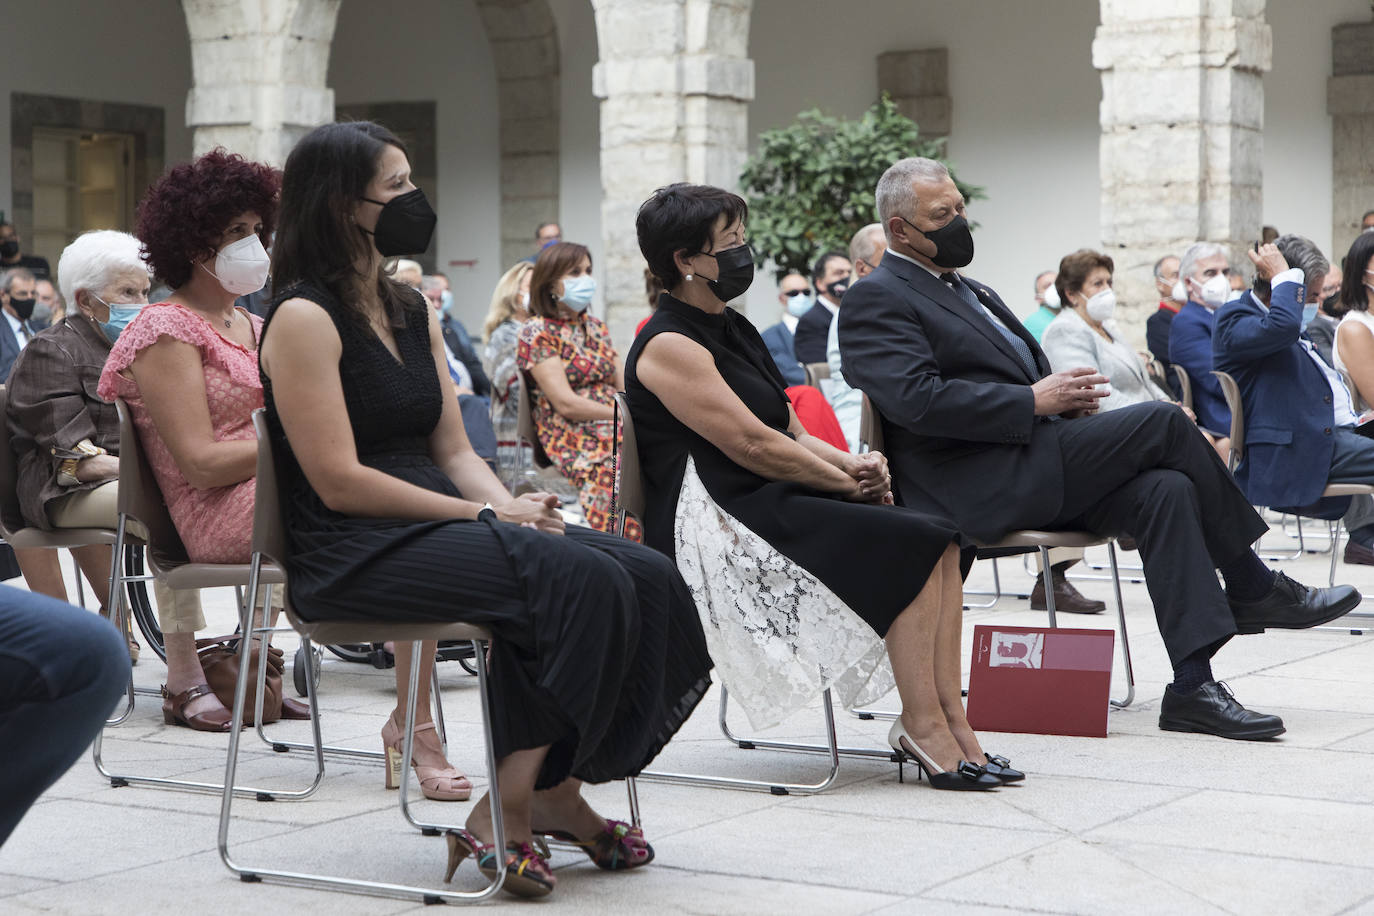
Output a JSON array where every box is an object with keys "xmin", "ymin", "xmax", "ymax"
[
  {"xmin": 803, "ymin": 361, "xmax": 830, "ymax": 387},
  {"xmin": 91, "ymin": 399, "xmax": 322, "ymax": 799},
  {"xmin": 219, "ymin": 410, "xmax": 507, "ymax": 903},
  {"xmin": 1169, "ymin": 363, "xmax": 1194, "ymax": 412},
  {"xmin": 612, "ymin": 393, "xmax": 894, "ymax": 796}
]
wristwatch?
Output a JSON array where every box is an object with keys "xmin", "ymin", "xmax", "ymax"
[
  {"xmin": 476, "ymin": 502, "xmax": 498, "ymax": 523},
  {"xmin": 53, "ymin": 438, "xmax": 107, "ymax": 487}
]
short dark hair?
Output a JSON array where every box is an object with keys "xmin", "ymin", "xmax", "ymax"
[
  {"xmin": 535, "ymin": 221, "xmax": 559, "ymax": 238},
  {"xmin": 812, "ymin": 250, "xmax": 848, "ymax": 285},
  {"xmin": 1055, "ymin": 249, "xmax": 1115, "ymax": 305},
  {"xmin": 1340, "ymin": 231, "xmax": 1374, "ymax": 313},
  {"xmin": 636, "ymin": 183, "xmax": 748, "ymax": 289},
  {"xmin": 138, "ymin": 148, "xmax": 280, "ymax": 290},
  {"xmin": 1362, "ymin": 210, "xmax": 1374, "ymax": 223},
  {"xmin": 529, "ymin": 241, "xmax": 592, "ymax": 319}
]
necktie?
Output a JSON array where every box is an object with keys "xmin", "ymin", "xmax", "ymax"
[{"xmin": 941, "ymin": 272, "xmax": 1040, "ymax": 379}]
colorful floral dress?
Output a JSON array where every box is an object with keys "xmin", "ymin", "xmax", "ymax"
[
  {"xmin": 516, "ymin": 313, "xmax": 631, "ymax": 534},
  {"xmin": 98, "ymin": 303, "xmax": 263, "ymax": 563}
]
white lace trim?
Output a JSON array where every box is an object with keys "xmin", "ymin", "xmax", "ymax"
[{"xmin": 673, "ymin": 456, "xmax": 895, "ymax": 730}]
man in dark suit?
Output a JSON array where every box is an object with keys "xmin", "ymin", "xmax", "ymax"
[
  {"xmin": 1301, "ymin": 265, "xmax": 1344, "ymax": 368},
  {"xmin": 758, "ymin": 272, "xmax": 809, "ymax": 387},
  {"xmin": 1214, "ymin": 236, "xmax": 1374, "ymax": 565},
  {"xmin": 792, "ymin": 250, "xmax": 850, "ymax": 364},
  {"xmin": 0, "ymin": 268, "xmax": 41, "ymax": 381},
  {"xmin": 1169, "ymin": 243, "xmax": 1234, "ymax": 433},
  {"xmin": 840, "ymin": 157, "xmax": 1359, "ymax": 741}
]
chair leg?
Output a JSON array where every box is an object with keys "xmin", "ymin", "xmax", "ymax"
[
  {"xmin": 1040, "ymin": 546, "xmax": 1058, "ymax": 629},
  {"xmin": 1106, "ymin": 541, "xmax": 1135, "ymax": 709},
  {"xmin": 1329, "ymin": 520, "xmax": 1342, "ymax": 588}
]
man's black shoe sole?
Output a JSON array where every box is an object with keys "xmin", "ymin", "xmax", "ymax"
[{"xmin": 1157, "ymin": 718, "xmax": 1286, "ymax": 740}]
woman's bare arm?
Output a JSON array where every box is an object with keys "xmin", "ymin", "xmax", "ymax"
[{"xmin": 528, "ymin": 356, "xmax": 615, "ymax": 422}]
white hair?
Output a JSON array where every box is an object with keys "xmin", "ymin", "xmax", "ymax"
[
  {"xmin": 1179, "ymin": 241, "xmax": 1228, "ymax": 284},
  {"xmin": 875, "ymin": 158, "xmax": 951, "ymax": 240},
  {"xmin": 393, "ymin": 258, "xmax": 423, "ymax": 287},
  {"xmin": 0, "ymin": 267, "xmax": 35, "ymax": 295},
  {"xmin": 55, "ymin": 230, "xmax": 146, "ymax": 307},
  {"xmin": 848, "ymin": 222, "xmax": 886, "ymax": 265},
  {"xmin": 419, "ymin": 274, "xmax": 444, "ymax": 293}
]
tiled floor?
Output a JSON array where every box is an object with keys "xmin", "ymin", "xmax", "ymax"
[{"xmin": 3, "ymin": 524, "xmax": 1373, "ymax": 914}]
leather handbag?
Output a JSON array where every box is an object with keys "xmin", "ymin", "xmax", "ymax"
[{"xmin": 196, "ymin": 636, "xmax": 285, "ymax": 725}]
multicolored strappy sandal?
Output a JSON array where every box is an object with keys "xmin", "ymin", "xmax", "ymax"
[
  {"xmin": 444, "ymin": 829, "xmax": 554, "ymax": 898},
  {"xmin": 538, "ymin": 819, "xmax": 654, "ymax": 871}
]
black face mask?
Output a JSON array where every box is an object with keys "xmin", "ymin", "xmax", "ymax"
[
  {"xmin": 1323, "ymin": 292, "xmax": 1342, "ymax": 315},
  {"xmin": 360, "ymin": 188, "xmax": 437, "ymax": 257},
  {"xmin": 0, "ymin": 240, "xmax": 18, "ymax": 259},
  {"xmin": 8, "ymin": 297, "xmax": 35, "ymax": 321},
  {"xmin": 702, "ymin": 244, "xmax": 755, "ymax": 302},
  {"xmin": 902, "ymin": 213, "xmax": 974, "ymax": 269},
  {"xmin": 825, "ymin": 278, "xmax": 850, "ymax": 302}
]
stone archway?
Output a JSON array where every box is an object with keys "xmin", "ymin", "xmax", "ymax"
[
  {"xmin": 475, "ymin": 0, "xmax": 562, "ymax": 271},
  {"xmin": 182, "ymin": 0, "xmax": 342, "ymax": 167}
]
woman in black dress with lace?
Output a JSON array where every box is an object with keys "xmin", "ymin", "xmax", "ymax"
[
  {"xmin": 626, "ymin": 184, "xmax": 1020, "ymax": 791},
  {"xmin": 259, "ymin": 122, "xmax": 711, "ymax": 898}
]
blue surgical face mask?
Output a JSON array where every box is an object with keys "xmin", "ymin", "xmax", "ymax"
[
  {"xmin": 1302, "ymin": 304, "xmax": 1318, "ymax": 327},
  {"xmin": 559, "ymin": 274, "xmax": 596, "ymax": 312},
  {"xmin": 784, "ymin": 290, "xmax": 812, "ymax": 318},
  {"xmin": 93, "ymin": 294, "xmax": 144, "ymax": 342},
  {"xmin": 439, "ymin": 289, "xmax": 453, "ymax": 316}
]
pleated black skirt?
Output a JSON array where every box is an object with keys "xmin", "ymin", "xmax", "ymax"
[{"xmin": 283, "ymin": 459, "xmax": 712, "ymax": 789}]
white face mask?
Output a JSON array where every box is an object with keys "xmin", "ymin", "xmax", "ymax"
[
  {"xmin": 784, "ymin": 290, "xmax": 811, "ymax": 318},
  {"xmin": 520, "ymin": 291, "xmax": 530, "ymax": 309},
  {"xmin": 1196, "ymin": 274, "xmax": 1231, "ymax": 310},
  {"xmin": 1084, "ymin": 287, "xmax": 1116, "ymax": 322},
  {"xmin": 1041, "ymin": 283, "xmax": 1060, "ymax": 309},
  {"xmin": 201, "ymin": 233, "xmax": 270, "ymax": 296},
  {"xmin": 1171, "ymin": 279, "xmax": 1187, "ymax": 304}
]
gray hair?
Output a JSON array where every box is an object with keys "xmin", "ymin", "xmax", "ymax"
[
  {"xmin": 1034, "ymin": 270, "xmax": 1055, "ymax": 293},
  {"xmin": 1179, "ymin": 242, "xmax": 1228, "ymax": 283},
  {"xmin": 848, "ymin": 223, "xmax": 885, "ymax": 266},
  {"xmin": 55, "ymin": 231, "xmax": 146, "ymax": 307},
  {"xmin": 1254, "ymin": 234, "xmax": 1329, "ymax": 300},
  {"xmin": 1, "ymin": 266, "xmax": 35, "ymax": 295},
  {"xmin": 420, "ymin": 274, "xmax": 445, "ymax": 294},
  {"xmin": 875, "ymin": 158, "xmax": 951, "ymax": 239},
  {"xmin": 1152, "ymin": 255, "xmax": 1179, "ymax": 278}
]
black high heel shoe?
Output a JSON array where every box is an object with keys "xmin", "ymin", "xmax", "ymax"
[
  {"xmin": 887, "ymin": 721, "xmax": 1000, "ymax": 791},
  {"xmin": 981, "ymin": 753, "xmax": 1025, "ymax": 784}
]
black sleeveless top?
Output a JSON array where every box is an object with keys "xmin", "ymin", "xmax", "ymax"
[{"xmin": 624, "ymin": 293, "xmax": 969, "ymax": 637}]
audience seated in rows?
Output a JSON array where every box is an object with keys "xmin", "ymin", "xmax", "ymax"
[
  {"xmin": 1021, "ymin": 270, "xmax": 1060, "ymax": 343},
  {"xmin": 261, "ymin": 120, "xmax": 709, "ymax": 897},
  {"xmin": 1305, "ymin": 264, "xmax": 1345, "ymax": 368},
  {"xmin": 1215, "ymin": 235, "xmax": 1374, "ymax": 568},
  {"xmin": 480, "ymin": 260, "xmax": 533, "ymax": 479},
  {"xmin": 841, "ymin": 157, "xmax": 1359, "ymax": 742},
  {"xmin": 821, "ymin": 222, "xmax": 886, "ymax": 451},
  {"xmin": 1, "ymin": 268, "xmax": 42, "ymax": 381},
  {"xmin": 419, "ymin": 274, "xmax": 497, "ymax": 469},
  {"xmin": 758, "ymin": 271, "xmax": 809, "ymax": 386},
  {"xmin": 792, "ymin": 250, "xmax": 850, "ymax": 365}
]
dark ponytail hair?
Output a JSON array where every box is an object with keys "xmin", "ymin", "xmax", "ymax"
[{"xmin": 271, "ymin": 120, "xmax": 422, "ymax": 328}]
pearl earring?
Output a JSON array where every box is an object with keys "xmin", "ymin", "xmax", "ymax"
[{"xmin": 685, "ymin": 273, "xmax": 693, "ymax": 282}]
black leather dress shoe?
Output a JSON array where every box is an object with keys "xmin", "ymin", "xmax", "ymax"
[
  {"xmin": 1158, "ymin": 681, "xmax": 1285, "ymax": 740},
  {"xmin": 982, "ymin": 753, "xmax": 1025, "ymax": 784},
  {"xmin": 1229, "ymin": 572, "xmax": 1361, "ymax": 635},
  {"xmin": 1344, "ymin": 539, "xmax": 1374, "ymax": 566}
]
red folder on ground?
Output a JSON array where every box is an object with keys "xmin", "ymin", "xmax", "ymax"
[{"xmin": 966, "ymin": 624, "xmax": 1114, "ymax": 738}]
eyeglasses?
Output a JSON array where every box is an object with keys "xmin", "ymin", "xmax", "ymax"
[{"xmin": 785, "ymin": 289, "xmax": 813, "ymax": 297}]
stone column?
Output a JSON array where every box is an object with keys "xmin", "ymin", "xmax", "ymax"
[
  {"xmin": 591, "ymin": 0, "xmax": 754, "ymax": 347},
  {"xmin": 475, "ymin": 0, "xmax": 561, "ymax": 271},
  {"xmin": 1329, "ymin": 16, "xmax": 1374, "ymax": 261},
  {"xmin": 1094, "ymin": 0, "xmax": 1271, "ymax": 343},
  {"xmin": 182, "ymin": 0, "xmax": 341, "ymax": 167}
]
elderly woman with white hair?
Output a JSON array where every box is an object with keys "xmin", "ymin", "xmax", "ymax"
[{"xmin": 4, "ymin": 231, "xmax": 208, "ymax": 683}]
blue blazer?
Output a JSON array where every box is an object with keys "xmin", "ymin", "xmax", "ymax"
[
  {"xmin": 1168, "ymin": 300, "xmax": 1231, "ymax": 433},
  {"xmin": 1213, "ymin": 277, "xmax": 1337, "ymax": 509},
  {"xmin": 759, "ymin": 321, "xmax": 805, "ymax": 387},
  {"xmin": 0, "ymin": 320, "xmax": 36, "ymax": 382}
]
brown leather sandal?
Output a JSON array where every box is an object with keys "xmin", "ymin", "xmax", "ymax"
[{"xmin": 160, "ymin": 683, "xmax": 234, "ymax": 732}]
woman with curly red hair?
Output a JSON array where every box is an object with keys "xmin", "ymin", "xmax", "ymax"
[{"xmin": 95, "ymin": 149, "xmax": 312, "ymax": 732}]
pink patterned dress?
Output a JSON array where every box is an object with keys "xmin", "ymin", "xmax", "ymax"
[{"xmin": 98, "ymin": 303, "xmax": 264, "ymax": 563}]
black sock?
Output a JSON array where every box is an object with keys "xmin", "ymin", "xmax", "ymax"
[
  {"xmin": 1350, "ymin": 525, "xmax": 1374, "ymax": 548},
  {"xmin": 1219, "ymin": 549, "xmax": 1277, "ymax": 601},
  {"xmin": 1170, "ymin": 649, "xmax": 1214, "ymax": 693}
]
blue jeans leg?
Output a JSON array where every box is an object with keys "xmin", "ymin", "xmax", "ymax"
[{"xmin": 0, "ymin": 585, "xmax": 130, "ymax": 846}]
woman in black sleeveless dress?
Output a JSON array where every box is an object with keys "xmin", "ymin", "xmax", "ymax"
[
  {"xmin": 260, "ymin": 122, "xmax": 711, "ymax": 898},
  {"xmin": 626, "ymin": 184, "xmax": 1020, "ymax": 792}
]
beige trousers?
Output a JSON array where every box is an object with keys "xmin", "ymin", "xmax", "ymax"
[{"xmin": 47, "ymin": 481, "xmax": 207, "ymax": 634}]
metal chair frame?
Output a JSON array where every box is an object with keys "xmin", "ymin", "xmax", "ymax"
[{"xmin": 612, "ymin": 393, "xmax": 895, "ymax": 795}]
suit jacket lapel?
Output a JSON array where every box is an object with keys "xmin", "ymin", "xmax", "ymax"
[{"xmin": 965, "ymin": 278, "xmax": 1049, "ymax": 379}]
